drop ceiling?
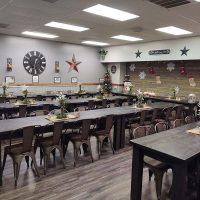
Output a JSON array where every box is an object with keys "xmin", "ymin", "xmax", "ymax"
[{"xmin": 0, "ymin": 0, "xmax": 200, "ymax": 46}]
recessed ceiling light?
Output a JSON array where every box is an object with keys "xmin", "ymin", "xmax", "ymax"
[
  {"xmin": 83, "ymin": 4, "xmax": 139, "ymax": 21},
  {"xmin": 82, "ymin": 41, "xmax": 109, "ymax": 46},
  {"xmin": 111, "ymin": 35, "xmax": 143, "ymax": 41},
  {"xmin": 45, "ymin": 21, "xmax": 89, "ymax": 32},
  {"xmin": 22, "ymin": 31, "xmax": 59, "ymax": 38},
  {"xmin": 194, "ymin": 0, "xmax": 200, "ymax": 2},
  {"xmin": 155, "ymin": 26, "xmax": 192, "ymax": 35}
]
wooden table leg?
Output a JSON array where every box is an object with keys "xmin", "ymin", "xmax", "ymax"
[
  {"xmin": 0, "ymin": 139, "xmax": 2, "ymax": 186},
  {"xmin": 120, "ymin": 116, "xmax": 126, "ymax": 148},
  {"xmin": 171, "ymin": 164, "xmax": 187, "ymax": 200},
  {"xmin": 131, "ymin": 146, "xmax": 144, "ymax": 200}
]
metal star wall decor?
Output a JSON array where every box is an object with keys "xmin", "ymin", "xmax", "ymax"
[
  {"xmin": 180, "ymin": 46, "xmax": 190, "ymax": 56},
  {"xmin": 139, "ymin": 71, "xmax": 146, "ymax": 79},
  {"xmin": 66, "ymin": 54, "xmax": 81, "ymax": 73},
  {"xmin": 129, "ymin": 64, "xmax": 136, "ymax": 71},
  {"xmin": 135, "ymin": 50, "xmax": 142, "ymax": 58}
]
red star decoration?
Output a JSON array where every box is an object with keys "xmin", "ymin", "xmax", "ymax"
[{"xmin": 66, "ymin": 54, "xmax": 81, "ymax": 73}]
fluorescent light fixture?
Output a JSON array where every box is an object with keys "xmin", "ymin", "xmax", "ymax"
[
  {"xmin": 155, "ymin": 26, "xmax": 192, "ymax": 35},
  {"xmin": 111, "ymin": 35, "xmax": 143, "ymax": 41},
  {"xmin": 22, "ymin": 31, "xmax": 58, "ymax": 38},
  {"xmin": 45, "ymin": 21, "xmax": 89, "ymax": 32},
  {"xmin": 82, "ymin": 41, "xmax": 109, "ymax": 46},
  {"xmin": 194, "ymin": 0, "xmax": 200, "ymax": 2},
  {"xmin": 83, "ymin": 4, "xmax": 139, "ymax": 21}
]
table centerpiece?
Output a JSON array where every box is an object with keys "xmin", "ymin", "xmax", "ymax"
[{"xmin": 136, "ymin": 89, "xmax": 144, "ymax": 108}]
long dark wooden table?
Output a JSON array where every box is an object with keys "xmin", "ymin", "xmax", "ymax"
[
  {"xmin": 0, "ymin": 96, "xmax": 127, "ymax": 114},
  {"xmin": 130, "ymin": 122, "xmax": 200, "ymax": 200},
  {"xmin": 0, "ymin": 102, "xmax": 176, "ymax": 186}
]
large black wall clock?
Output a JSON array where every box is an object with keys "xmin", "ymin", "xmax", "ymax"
[{"xmin": 23, "ymin": 51, "xmax": 46, "ymax": 75}]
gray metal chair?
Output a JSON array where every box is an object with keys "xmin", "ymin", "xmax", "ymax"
[{"xmin": 2, "ymin": 126, "xmax": 40, "ymax": 186}]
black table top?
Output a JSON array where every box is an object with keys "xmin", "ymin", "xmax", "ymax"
[
  {"xmin": 131, "ymin": 122, "xmax": 200, "ymax": 162},
  {"xmin": 0, "ymin": 102, "xmax": 176, "ymax": 136}
]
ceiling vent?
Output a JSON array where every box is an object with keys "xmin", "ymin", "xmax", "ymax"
[
  {"xmin": 131, "ymin": 27, "xmax": 144, "ymax": 33},
  {"xmin": 41, "ymin": 0, "xmax": 60, "ymax": 3},
  {"xmin": 148, "ymin": 0, "xmax": 191, "ymax": 8},
  {"xmin": 0, "ymin": 23, "xmax": 9, "ymax": 28}
]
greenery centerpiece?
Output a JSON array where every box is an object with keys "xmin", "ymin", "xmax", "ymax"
[
  {"xmin": 102, "ymin": 70, "xmax": 112, "ymax": 97},
  {"xmin": 136, "ymin": 89, "xmax": 144, "ymax": 108},
  {"xmin": 2, "ymin": 82, "xmax": 9, "ymax": 97},
  {"xmin": 21, "ymin": 85, "xmax": 31, "ymax": 104},
  {"xmin": 56, "ymin": 93, "xmax": 68, "ymax": 119},
  {"xmin": 170, "ymin": 86, "xmax": 179, "ymax": 100},
  {"xmin": 77, "ymin": 82, "xmax": 85, "ymax": 94},
  {"xmin": 99, "ymin": 49, "xmax": 108, "ymax": 60},
  {"xmin": 96, "ymin": 84, "xmax": 104, "ymax": 99}
]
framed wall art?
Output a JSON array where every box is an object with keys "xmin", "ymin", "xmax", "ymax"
[
  {"xmin": 55, "ymin": 61, "xmax": 60, "ymax": 73},
  {"xmin": 7, "ymin": 58, "xmax": 13, "ymax": 72},
  {"xmin": 5, "ymin": 76, "xmax": 15, "ymax": 84},
  {"xmin": 54, "ymin": 77, "xmax": 61, "ymax": 83},
  {"xmin": 32, "ymin": 75, "xmax": 39, "ymax": 83},
  {"xmin": 71, "ymin": 77, "xmax": 78, "ymax": 83}
]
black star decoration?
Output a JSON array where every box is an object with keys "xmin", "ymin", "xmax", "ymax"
[
  {"xmin": 135, "ymin": 50, "xmax": 142, "ymax": 58},
  {"xmin": 180, "ymin": 46, "xmax": 190, "ymax": 56}
]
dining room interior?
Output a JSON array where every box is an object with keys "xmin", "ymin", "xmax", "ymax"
[{"xmin": 1, "ymin": 0, "xmax": 200, "ymax": 200}]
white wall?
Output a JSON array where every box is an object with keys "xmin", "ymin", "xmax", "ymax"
[
  {"xmin": 0, "ymin": 34, "xmax": 105, "ymax": 84},
  {"xmin": 102, "ymin": 36, "xmax": 200, "ymax": 62}
]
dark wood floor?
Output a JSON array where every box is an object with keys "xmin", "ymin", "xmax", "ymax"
[{"xmin": 0, "ymin": 135, "xmax": 172, "ymax": 200}]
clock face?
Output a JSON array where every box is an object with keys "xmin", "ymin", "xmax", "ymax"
[{"xmin": 23, "ymin": 51, "xmax": 46, "ymax": 75}]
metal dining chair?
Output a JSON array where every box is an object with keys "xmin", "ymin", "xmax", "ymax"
[{"xmin": 2, "ymin": 126, "xmax": 40, "ymax": 186}]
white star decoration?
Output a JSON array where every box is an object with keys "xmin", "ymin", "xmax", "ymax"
[
  {"xmin": 167, "ymin": 62, "xmax": 175, "ymax": 72},
  {"xmin": 139, "ymin": 71, "xmax": 146, "ymax": 79},
  {"xmin": 129, "ymin": 64, "xmax": 136, "ymax": 72},
  {"xmin": 175, "ymin": 86, "xmax": 180, "ymax": 94}
]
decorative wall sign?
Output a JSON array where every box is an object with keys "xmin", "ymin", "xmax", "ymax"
[
  {"xmin": 180, "ymin": 46, "xmax": 190, "ymax": 56},
  {"xmin": 167, "ymin": 62, "xmax": 175, "ymax": 72},
  {"xmin": 189, "ymin": 76, "xmax": 196, "ymax": 87},
  {"xmin": 32, "ymin": 75, "xmax": 39, "ymax": 83},
  {"xmin": 129, "ymin": 64, "xmax": 136, "ymax": 72},
  {"xmin": 156, "ymin": 75, "xmax": 161, "ymax": 84},
  {"xmin": 111, "ymin": 65, "xmax": 117, "ymax": 74},
  {"xmin": 54, "ymin": 77, "xmax": 61, "ymax": 83},
  {"xmin": 55, "ymin": 61, "xmax": 60, "ymax": 73},
  {"xmin": 149, "ymin": 49, "xmax": 170, "ymax": 55},
  {"xmin": 23, "ymin": 51, "xmax": 46, "ymax": 75},
  {"xmin": 5, "ymin": 76, "xmax": 15, "ymax": 84},
  {"xmin": 71, "ymin": 77, "xmax": 78, "ymax": 83},
  {"xmin": 135, "ymin": 50, "xmax": 142, "ymax": 58},
  {"xmin": 66, "ymin": 54, "xmax": 81, "ymax": 73},
  {"xmin": 7, "ymin": 58, "xmax": 13, "ymax": 71},
  {"xmin": 139, "ymin": 71, "xmax": 146, "ymax": 79}
]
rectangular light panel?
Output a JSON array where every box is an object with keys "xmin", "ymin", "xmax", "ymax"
[
  {"xmin": 155, "ymin": 26, "xmax": 192, "ymax": 35},
  {"xmin": 83, "ymin": 4, "xmax": 139, "ymax": 21},
  {"xmin": 22, "ymin": 31, "xmax": 58, "ymax": 38},
  {"xmin": 45, "ymin": 21, "xmax": 89, "ymax": 32}
]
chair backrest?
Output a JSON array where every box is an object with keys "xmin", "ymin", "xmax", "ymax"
[
  {"xmin": 102, "ymin": 99, "xmax": 107, "ymax": 108},
  {"xmin": 139, "ymin": 110, "xmax": 147, "ymax": 126},
  {"xmin": 185, "ymin": 115, "xmax": 196, "ymax": 124},
  {"xmin": 53, "ymin": 121, "xmax": 64, "ymax": 145},
  {"xmin": 151, "ymin": 108, "xmax": 160, "ymax": 122},
  {"xmin": 173, "ymin": 119, "xmax": 185, "ymax": 128},
  {"xmin": 105, "ymin": 115, "xmax": 114, "ymax": 133},
  {"xmin": 146, "ymin": 125, "xmax": 155, "ymax": 135},
  {"xmin": 81, "ymin": 119, "xmax": 92, "ymax": 140},
  {"xmin": 22, "ymin": 126, "xmax": 35, "ymax": 152},
  {"xmin": 43, "ymin": 104, "xmax": 50, "ymax": 111},
  {"xmin": 160, "ymin": 107, "xmax": 173, "ymax": 121},
  {"xmin": 133, "ymin": 126, "xmax": 146, "ymax": 139},
  {"xmin": 19, "ymin": 105, "xmax": 27, "ymax": 118},
  {"xmin": 0, "ymin": 97, "xmax": 6, "ymax": 103},
  {"xmin": 173, "ymin": 105, "xmax": 185, "ymax": 119},
  {"xmin": 155, "ymin": 122, "xmax": 168, "ymax": 133},
  {"xmin": 88, "ymin": 100, "xmax": 95, "ymax": 110}
]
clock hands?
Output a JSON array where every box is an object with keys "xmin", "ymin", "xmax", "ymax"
[{"xmin": 34, "ymin": 58, "xmax": 38, "ymax": 68}]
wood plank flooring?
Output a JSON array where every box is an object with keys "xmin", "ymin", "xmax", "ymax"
[{"xmin": 0, "ymin": 136, "xmax": 172, "ymax": 200}]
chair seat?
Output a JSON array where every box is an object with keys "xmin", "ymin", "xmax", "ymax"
[
  {"xmin": 130, "ymin": 123, "xmax": 139, "ymax": 128},
  {"xmin": 144, "ymin": 156, "xmax": 169, "ymax": 169},
  {"xmin": 93, "ymin": 130, "xmax": 110, "ymax": 136},
  {"xmin": 35, "ymin": 136, "xmax": 54, "ymax": 147},
  {"xmin": 5, "ymin": 143, "xmax": 33, "ymax": 155}
]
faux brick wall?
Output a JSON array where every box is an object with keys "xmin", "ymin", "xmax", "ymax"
[{"xmin": 127, "ymin": 60, "xmax": 200, "ymax": 99}]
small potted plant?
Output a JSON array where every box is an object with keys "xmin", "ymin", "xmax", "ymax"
[
  {"xmin": 99, "ymin": 49, "xmax": 108, "ymax": 60},
  {"xmin": 21, "ymin": 85, "xmax": 31, "ymax": 104},
  {"xmin": 136, "ymin": 89, "xmax": 144, "ymax": 108},
  {"xmin": 2, "ymin": 82, "xmax": 9, "ymax": 97},
  {"xmin": 56, "ymin": 93, "xmax": 68, "ymax": 118}
]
